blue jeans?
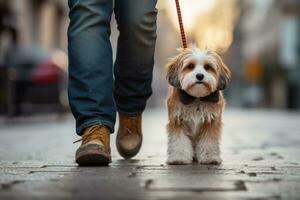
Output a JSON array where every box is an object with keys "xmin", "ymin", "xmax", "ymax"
[{"xmin": 68, "ymin": 0, "xmax": 157, "ymax": 135}]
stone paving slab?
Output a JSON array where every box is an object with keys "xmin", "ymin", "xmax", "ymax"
[
  {"xmin": 0, "ymin": 109, "xmax": 300, "ymax": 199},
  {"xmin": 1, "ymin": 161, "xmax": 299, "ymax": 199}
]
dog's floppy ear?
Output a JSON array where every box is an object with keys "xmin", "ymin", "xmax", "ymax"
[
  {"xmin": 165, "ymin": 56, "xmax": 181, "ymax": 88},
  {"xmin": 217, "ymin": 61, "xmax": 231, "ymax": 90},
  {"xmin": 209, "ymin": 51, "xmax": 231, "ymax": 90}
]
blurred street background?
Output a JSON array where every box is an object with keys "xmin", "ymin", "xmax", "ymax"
[{"xmin": 0, "ymin": 0, "xmax": 300, "ymax": 199}]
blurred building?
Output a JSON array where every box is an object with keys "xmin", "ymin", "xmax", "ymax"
[
  {"xmin": 230, "ymin": 0, "xmax": 300, "ymax": 109},
  {"xmin": 0, "ymin": 0, "xmax": 67, "ymax": 53}
]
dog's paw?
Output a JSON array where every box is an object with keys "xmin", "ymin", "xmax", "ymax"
[
  {"xmin": 197, "ymin": 155, "xmax": 222, "ymax": 165},
  {"xmin": 167, "ymin": 156, "xmax": 192, "ymax": 165}
]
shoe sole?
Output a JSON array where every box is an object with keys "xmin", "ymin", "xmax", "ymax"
[
  {"xmin": 116, "ymin": 135, "xmax": 143, "ymax": 159},
  {"xmin": 75, "ymin": 144, "xmax": 111, "ymax": 166},
  {"xmin": 76, "ymin": 153, "xmax": 110, "ymax": 166}
]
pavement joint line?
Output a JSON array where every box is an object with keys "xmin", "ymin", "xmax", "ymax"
[
  {"xmin": 1, "ymin": 180, "xmax": 25, "ymax": 190},
  {"xmin": 143, "ymin": 179, "xmax": 248, "ymax": 192},
  {"xmin": 145, "ymin": 186, "xmax": 248, "ymax": 193},
  {"xmin": 27, "ymin": 170, "xmax": 82, "ymax": 174},
  {"xmin": 40, "ymin": 165, "xmax": 78, "ymax": 168}
]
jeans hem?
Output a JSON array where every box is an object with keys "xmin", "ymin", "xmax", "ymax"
[
  {"xmin": 117, "ymin": 109, "xmax": 144, "ymax": 117},
  {"xmin": 76, "ymin": 119, "xmax": 115, "ymax": 135}
]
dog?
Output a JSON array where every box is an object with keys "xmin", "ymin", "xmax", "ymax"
[{"xmin": 165, "ymin": 45, "xmax": 231, "ymax": 165}]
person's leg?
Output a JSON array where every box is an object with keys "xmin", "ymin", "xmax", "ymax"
[
  {"xmin": 68, "ymin": 0, "xmax": 115, "ymax": 135},
  {"xmin": 114, "ymin": 0, "xmax": 157, "ymax": 115},
  {"xmin": 114, "ymin": 0, "xmax": 157, "ymax": 159},
  {"xmin": 68, "ymin": 0, "xmax": 114, "ymax": 165}
]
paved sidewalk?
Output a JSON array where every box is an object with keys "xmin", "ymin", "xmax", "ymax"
[{"xmin": 0, "ymin": 108, "xmax": 300, "ymax": 199}]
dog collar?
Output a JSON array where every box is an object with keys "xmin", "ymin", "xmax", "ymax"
[{"xmin": 178, "ymin": 89, "xmax": 220, "ymax": 105}]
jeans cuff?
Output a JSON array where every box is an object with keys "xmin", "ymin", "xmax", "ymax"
[
  {"xmin": 76, "ymin": 119, "xmax": 115, "ymax": 135},
  {"xmin": 117, "ymin": 109, "xmax": 144, "ymax": 117}
]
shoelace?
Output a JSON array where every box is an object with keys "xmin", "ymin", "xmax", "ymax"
[{"xmin": 73, "ymin": 125, "xmax": 107, "ymax": 144}]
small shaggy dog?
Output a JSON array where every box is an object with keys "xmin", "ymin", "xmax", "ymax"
[{"xmin": 165, "ymin": 45, "xmax": 231, "ymax": 165}]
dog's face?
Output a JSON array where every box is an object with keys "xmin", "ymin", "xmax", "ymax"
[{"xmin": 166, "ymin": 46, "xmax": 231, "ymax": 98}]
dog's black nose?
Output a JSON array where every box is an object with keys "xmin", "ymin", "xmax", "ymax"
[{"xmin": 196, "ymin": 73, "xmax": 204, "ymax": 81}]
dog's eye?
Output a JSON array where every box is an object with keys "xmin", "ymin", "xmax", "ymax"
[
  {"xmin": 187, "ymin": 64, "xmax": 194, "ymax": 70},
  {"xmin": 204, "ymin": 64, "xmax": 211, "ymax": 70}
]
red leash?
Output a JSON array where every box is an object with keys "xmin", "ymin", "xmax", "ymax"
[{"xmin": 175, "ymin": 0, "xmax": 187, "ymax": 49}]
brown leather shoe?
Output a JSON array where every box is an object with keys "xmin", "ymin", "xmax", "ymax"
[
  {"xmin": 75, "ymin": 124, "xmax": 111, "ymax": 166},
  {"xmin": 116, "ymin": 113, "xmax": 143, "ymax": 159}
]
